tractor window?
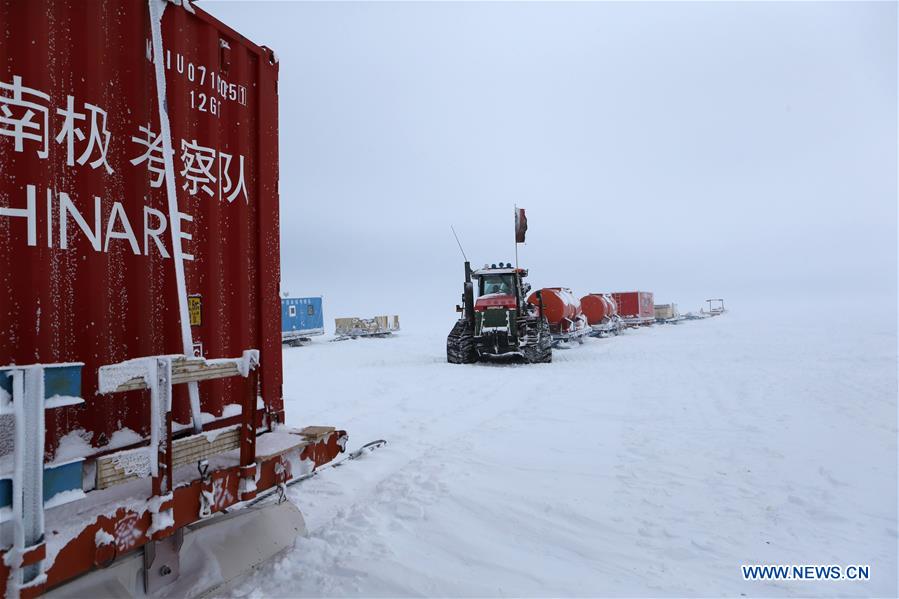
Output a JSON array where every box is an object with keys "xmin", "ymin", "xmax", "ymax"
[{"xmin": 480, "ymin": 274, "xmax": 513, "ymax": 296}]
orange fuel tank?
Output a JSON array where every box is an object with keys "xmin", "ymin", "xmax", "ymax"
[
  {"xmin": 527, "ymin": 288, "xmax": 581, "ymax": 325},
  {"xmin": 580, "ymin": 293, "xmax": 613, "ymax": 324}
]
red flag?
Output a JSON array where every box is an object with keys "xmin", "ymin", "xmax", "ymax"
[{"xmin": 515, "ymin": 208, "xmax": 528, "ymax": 243}]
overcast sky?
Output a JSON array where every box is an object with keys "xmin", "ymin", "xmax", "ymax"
[{"xmin": 203, "ymin": 0, "xmax": 896, "ymax": 330}]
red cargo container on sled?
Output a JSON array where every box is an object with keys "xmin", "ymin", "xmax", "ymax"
[
  {"xmin": 0, "ymin": 2, "xmax": 346, "ymax": 596},
  {"xmin": 611, "ymin": 291, "xmax": 655, "ymax": 326}
]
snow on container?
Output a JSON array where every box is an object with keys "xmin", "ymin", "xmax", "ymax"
[
  {"xmin": 0, "ymin": 2, "xmax": 346, "ymax": 595},
  {"xmin": 611, "ymin": 291, "xmax": 655, "ymax": 325}
]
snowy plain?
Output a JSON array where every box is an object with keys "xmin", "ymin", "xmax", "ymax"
[{"xmin": 225, "ymin": 303, "xmax": 897, "ymax": 598}]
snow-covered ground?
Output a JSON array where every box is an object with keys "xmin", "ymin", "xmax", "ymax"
[{"xmin": 225, "ymin": 304, "xmax": 897, "ymax": 597}]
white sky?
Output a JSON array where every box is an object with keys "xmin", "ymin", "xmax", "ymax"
[{"xmin": 203, "ymin": 0, "xmax": 897, "ymax": 329}]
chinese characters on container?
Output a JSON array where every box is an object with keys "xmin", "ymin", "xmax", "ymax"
[
  {"xmin": 0, "ymin": 74, "xmax": 249, "ymax": 204},
  {"xmin": 0, "ymin": 74, "xmax": 249, "ymax": 262}
]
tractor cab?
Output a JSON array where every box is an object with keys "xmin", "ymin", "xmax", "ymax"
[
  {"xmin": 471, "ymin": 263, "xmax": 530, "ymax": 312},
  {"xmin": 480, "ymin": 274, "xmax": 513, "ymax": 297}
]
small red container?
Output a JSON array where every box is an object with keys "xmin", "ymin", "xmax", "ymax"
[{"xmin": 611, "ymin": 291, "xmax": 655, "ymax": 320}]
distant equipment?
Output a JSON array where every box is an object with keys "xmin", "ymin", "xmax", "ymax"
[
  {"xmin": 333, "ymin": 316, "xmax": 401, "ymax": 340},
  {"xmin": 654, "ymin": 303, "xmax": 683, "ymax": 324},
  {"xmin": 282, "ymin": 296, "xmax": 325, "ymax": 346},
  {"xmin": 703, "ymin": 298, "xmax": 726, "ymax": 317}
]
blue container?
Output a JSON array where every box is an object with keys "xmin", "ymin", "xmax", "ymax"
[
  {"xmin": 42, "ymin": 459, "xmax": 84, "ymax": 503},
  {"xmin": 0, "ymin": 479, "xmax": 9, "ymax": 509},
  {"xmin": 0, "ymin": 363, "xmax": 84, "ymax": 509},
  {"xmin": 0, "ymin": 460, "xmax": 84, "ymax": 509},
  {"xmin": 281, "ymin": 296, "xmax": 325, "ymax": 342},
  {"xmin": 0, "ymin": 363, "xmax": 81, "ymax": 399}
]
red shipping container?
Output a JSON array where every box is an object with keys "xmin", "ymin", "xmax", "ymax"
[
  {"xmin": 0, "ymin": 5, "xmax": 354, "ymax": 596},
  {"xmin": 611, "ymin": 291, "xmax": 655, "ymax": 322},
  {"xmin": 0, "ymin": 0, "xmax": 282, "ymax": 459}
]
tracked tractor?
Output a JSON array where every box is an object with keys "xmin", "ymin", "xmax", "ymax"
[{"xmin": 447, "ymin": 262, "xmax": 552, "ymax": 364}]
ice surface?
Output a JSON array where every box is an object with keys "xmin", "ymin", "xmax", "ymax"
[
  {"xmin": 206, "ymin": 349, "xmax": 259, "ymax": 378},
  {"xmin": 44, "ymin": 489, "xmax": 85, "ymax": 509},
  {"xmin": 51, "ymin": 431, "xmax": 93, "ymax": 464},
  {"xmin": 224, "ymin": 301, "xmax": 897, "ymax": 598},
  {"xmin": 108, "ymin": 427, "xmax": 143, "ymax": 449},
  {"xmin": 201, "ymin": 403, "xmax": 242, "ymax": 425},
  {"xmin": 202, "ymin": 424, "xmax": 239, "ymax": 443},
  {"xmin": 48, "ymin": 426, "xmax": 146, "ymax": 467},
  {"xmin": 96, "ymin": 358, "xmax": 153, "ymax": 393},
  {"xmin": 43, "ymin": 395, "xmax": 84, "ymax": 409},
  {"xmin": 94, "ymin": 528, "xmax": 114, "ymax": 547}
]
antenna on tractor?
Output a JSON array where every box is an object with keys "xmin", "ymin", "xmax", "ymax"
[{"xmin": 451, "ymin": 226, "xmax": 468, "ymax": 262}]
